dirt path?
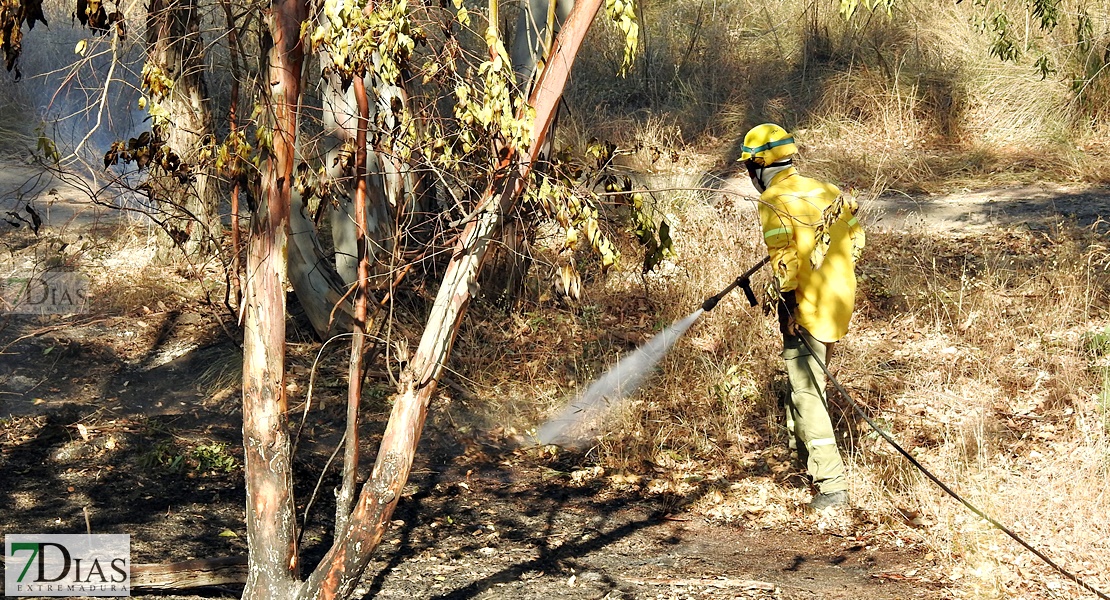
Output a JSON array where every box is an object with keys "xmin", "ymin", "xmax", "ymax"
[
  {"xmin": 864, "ymin": 182, "xmax": 1110, "ymax": 233},
  {"xmin": 358, "ymin": 452, "xmax": 941, "ymax": 600},
  {"xmin": 720, "ymin": 177, "xmax": 1110, "ymax": 234}
]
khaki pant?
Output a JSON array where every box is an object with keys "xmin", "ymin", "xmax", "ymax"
[{"xmin": 782, "ymin": 331, "xmax": 847, "ymax": 494}]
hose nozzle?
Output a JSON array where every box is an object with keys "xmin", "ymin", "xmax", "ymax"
[{"xmin": 701, "ymin": 294, "xmax": 723, "ymax": 312}]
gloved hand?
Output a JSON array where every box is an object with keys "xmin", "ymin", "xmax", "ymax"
[{"xmin": 778, "ymin": 290, "xmax": 798, "ymax": 337}]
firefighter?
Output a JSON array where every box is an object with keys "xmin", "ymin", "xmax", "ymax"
[{"xmin": 740, "ymin": 123, "xmax": 866, "ymax": 510}]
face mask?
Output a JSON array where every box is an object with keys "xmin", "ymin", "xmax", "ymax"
[
  {"xmin": 750, "ymin": 173, "xmax": 766, "ymax": 193},
  {"xmin": 748, "ymin": 159, "xmax": 792, "ymax": 193}
]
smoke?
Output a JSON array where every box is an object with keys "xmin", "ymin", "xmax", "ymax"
[
  {"xmin": 535, "ymin": 309, "xmax": 706, "ymax": 448},
  {"xmin": 0, "ymin": 3, "xmax": 154, "ymax": 222},
  {"xmin": 4, "ymin": 20, "xmax": 146, "ymax": 156}
]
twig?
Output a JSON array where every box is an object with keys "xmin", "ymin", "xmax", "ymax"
[
  {"xmin": 72, "ymin": 32, "xmax": 120, "ymax": 160},
  {"xmin": 292, "ymin": 332, "xmax": 354, "ymax": 454},
  {"xmin": 0, "ymin": 319, "xmax": 108, "ymax": 354}
]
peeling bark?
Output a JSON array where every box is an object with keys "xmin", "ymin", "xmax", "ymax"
[
  {"xmin": 288, "ymin": 194, "xmax": 355, "ymax": 337},
  {"xmin": 240, "ymin": 0, "xmax": 307, "ymax": 597},
  {"xmin": 336, "ymin": 74, "xmax": 372, "ymax": 534},
  {"xmin": 320, "ymin": 69, "xmax": 395, "ymax": 287}
]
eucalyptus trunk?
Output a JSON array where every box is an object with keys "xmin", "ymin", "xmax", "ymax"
[
  {"xmin": 480, "ymin": 0, "xmax": 574, "ymax": 306},
  {"xmin": 242, "ymin": 0, "xmax": 601, "ymax": 598},
  {"xmin": 145, "ymin": 0, "xmax": 220, "ymax": 256},
  {"xmin": 335, "ymin": 74, "xmax": 372, "ymax": 534},
  {"xmin": 319, "ymin": 68, "xmax": 392, "ymax": 288},
  {"xmin": 240, "ymin": 0, "xmax": 307, "ymax": 597}
]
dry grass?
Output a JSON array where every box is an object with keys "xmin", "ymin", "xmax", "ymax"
[
  {"xmin": 79, "ymin": 225, "xmax": 214, "ymax": 317},
  {"xmin": 565, "ymin": 0, "xmax": 1110, "ymax": 191},
  {"xmin": 843, "ymin": 226, "xmax": 1110, "ymax": 597}
]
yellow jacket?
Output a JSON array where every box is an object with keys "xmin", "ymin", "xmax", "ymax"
[{"xmin": 757, "ymin": 167, "xmax": 865, "ymax": 343}]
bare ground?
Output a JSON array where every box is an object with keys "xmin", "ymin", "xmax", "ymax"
[{"xmin": 3, "ymin": 169, "xmax": 1108, "ymax": 599}]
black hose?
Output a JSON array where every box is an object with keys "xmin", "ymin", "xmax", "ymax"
[
  {"xmin": 696, "ymin": 254, "xmax": 1104, "ymax": 596},
  {"xmin": 798, "ymin": 334, "xmax": 1110, "ymax": 600}
]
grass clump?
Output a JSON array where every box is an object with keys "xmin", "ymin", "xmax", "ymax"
[{"xmin": 139, "ymin": 439, "xmax": 241, "ymax": 476}]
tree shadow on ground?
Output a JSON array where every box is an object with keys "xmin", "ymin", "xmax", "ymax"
[{"xmin": 354, "ymin": 438, "xmax": 702, "ymax": 600}]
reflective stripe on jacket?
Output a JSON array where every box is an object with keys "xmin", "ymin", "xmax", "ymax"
[{"xmin": 757, "ymin": 167, "xmax": 865, "ymax": 343}]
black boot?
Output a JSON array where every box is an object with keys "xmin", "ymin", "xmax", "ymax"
[{"xmin": 807, "ymin": 490, "xmax": 849, "ymax": 511}]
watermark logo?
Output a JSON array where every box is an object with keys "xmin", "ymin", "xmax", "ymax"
[
  {"xmin": 4, "ymin": 534, "xmax": 129, "ymax": 596},
  {"xmin": 0, "ymin": 270, "xmax": 89, "ymax": 315}
]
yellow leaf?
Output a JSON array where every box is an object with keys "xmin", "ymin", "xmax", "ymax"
[
  {"xmin": 565, "ymin": 227, "xmax": 579, "ymax": 249},
  {"xmin": 585, "ymin": 218, "xmax": 599, "ymax": 245}
]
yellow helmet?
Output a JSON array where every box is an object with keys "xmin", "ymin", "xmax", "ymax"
[{"xmin": 739, "ymin": 123, "xmax": 797, "ymax": 166}]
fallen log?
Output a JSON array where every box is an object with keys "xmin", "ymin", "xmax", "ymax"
[
  {"xmin": 131, "ymin": 557, "xmax": 247, "ymax": 590},
  {"xmin": 623, "ymin": 576, "xmax": 777, "ymax": 591}
]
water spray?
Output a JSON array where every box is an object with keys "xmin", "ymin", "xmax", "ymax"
[{"xmin": 534, "ymin": 257, "xmax": 769, "ymax": 447}]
